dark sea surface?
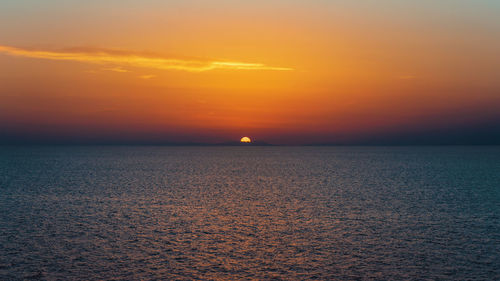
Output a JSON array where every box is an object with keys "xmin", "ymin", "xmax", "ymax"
[{"xmin": 0, "ymin": 146, "xmax": 499, "ymax": 280}]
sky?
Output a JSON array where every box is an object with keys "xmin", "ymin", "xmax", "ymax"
[{"xmin": 1, "ymin": 0, "xmax": 499, "ymax": 144}]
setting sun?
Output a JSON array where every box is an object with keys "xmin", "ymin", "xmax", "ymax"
[{"xmin": 240, "ymin": 137, "xmax": 251, "ymax": 143}]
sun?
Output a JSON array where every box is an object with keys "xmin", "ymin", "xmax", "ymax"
[{"xmin": 240, "ymin": 136, "xmax": 251, "ymax": 143}]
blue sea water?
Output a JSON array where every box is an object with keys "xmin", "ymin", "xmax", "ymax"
[{"xmin": 0, "ymin": 146, "xmax": 499, "ymax": 280}]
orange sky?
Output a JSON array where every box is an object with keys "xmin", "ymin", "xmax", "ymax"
[{"xmin": 1, "ymin": 0, "xmax": 499, "ymax": 144}]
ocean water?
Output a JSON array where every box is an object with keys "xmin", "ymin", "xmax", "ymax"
[{"xmin": 0, "ymin": 146, "xmax": 499, "ymax": 280}]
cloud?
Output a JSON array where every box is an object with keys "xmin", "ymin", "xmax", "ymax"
[
  {"xmin": 139, "ymin": 74, "xmax": 156, "ymax": 79},
  {"xmin": 102, "ymin": 67, "xmax": 129, "ymax": 73},
  {"xmin": 0, "ymin": 45, "xmax": 293, "ymax": 72}
]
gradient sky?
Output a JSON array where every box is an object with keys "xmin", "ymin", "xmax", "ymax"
[{"xmin": 1, "ymin": 0, "xmax": 499, "ymax": 144}]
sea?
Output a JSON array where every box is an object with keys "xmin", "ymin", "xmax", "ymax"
[{"xmin": 0, "ymin": 146, "xmax": 499, "ymax": 280}]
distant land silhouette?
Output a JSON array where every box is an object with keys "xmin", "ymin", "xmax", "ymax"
[
  {"xmin": 216, "ymin": 140, "xmax": 275, "ymax": 146},
  {"xmin": 0, "ymin": 119, "xmax": 499, "ymax": 145}
]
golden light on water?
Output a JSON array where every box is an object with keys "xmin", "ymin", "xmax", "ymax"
[{"xmin": 240, "ymin": 137, "xmax": 251, "ymax": 143}]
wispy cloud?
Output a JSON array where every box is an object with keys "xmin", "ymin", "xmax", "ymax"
[
  {"xmin": 0, "ymin": 45, "xmax": 293, "ymax": 72},
  {"xmin": 139, "ymin": 74, "xmax": 156, "ymax": 79},
  {"xmin": 102, "ymin": 67, "xmax": 129, "ymax": 73}
]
